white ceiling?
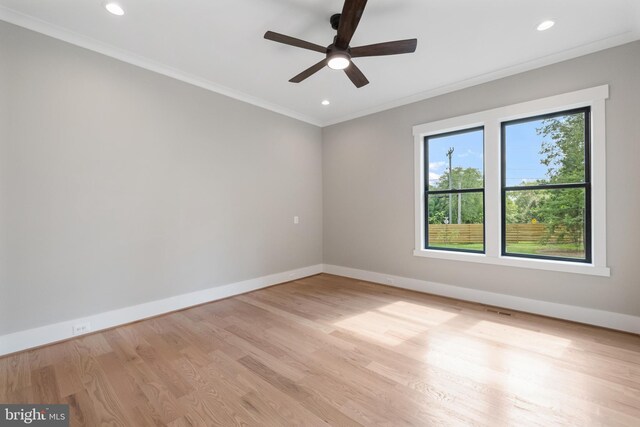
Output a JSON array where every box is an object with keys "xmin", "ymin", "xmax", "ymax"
[{"xmin": 1, "ymin": 0, "xmax": 639, "ymax": 126}]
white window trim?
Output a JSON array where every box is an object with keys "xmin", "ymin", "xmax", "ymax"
[{"xmin": 413, "ymin": 85, "xmax": 610, "ymax": 277}]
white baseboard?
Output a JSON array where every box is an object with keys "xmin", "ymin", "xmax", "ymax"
[
  {"xmin": 2, "ymin": 262, "xmax": 636, "ymax": 356},
  {"xmin": 323, "ymin": 264, "xmax": 640, "ymax": 334},
  {"xmin": 0, "ymin": 264, "xmax": 323, "ymax": 356}
]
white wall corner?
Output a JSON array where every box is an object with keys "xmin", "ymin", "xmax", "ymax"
[
  {"xmin": 0, "ymin": 264, "xmax": 323, "ymax": 356},
  {"xmin": 322, "ymin": 264, "xmax": 639, "ymax": 334}
]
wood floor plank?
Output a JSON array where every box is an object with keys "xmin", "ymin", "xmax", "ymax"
[
  {"xmin": 122, "ymin": 355, "xmax": 186, "ymax": 425},
  {"xmin": 95, "ymin": 351, "xmax": 147, "ymax": 411},
  {"xmin": 237, "ymin": 354, "xmax": 361, "ymax": 426},
  {"xmin": 5, "ymin": 352, "xmax": 31, "ymax": 393},
  {"xmin": 206, "ymin": 349, "xmax": 330, "ymax": 426},
  {"xmin": 30, "ymin": 365, "xmax": 60, "ymax": 403},
  {"xmin": 1, "ymin": 273, "xmax": 639, "ymax": 426},
  {"xmin": 70, "ymin": 345, "xmax": 130, "ymax": 426},
  {"xmin": 66, "ymin": 390, "xmax": 100, "ymax": 427}
]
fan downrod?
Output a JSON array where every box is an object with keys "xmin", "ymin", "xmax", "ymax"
[{"xmin": 330, "ymin": 13, "xmax": 341, "ymax": 30}]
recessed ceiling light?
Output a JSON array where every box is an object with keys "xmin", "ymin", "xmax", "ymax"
[
  {"xmin": 537, "ymin": 20, "xmax": 555, "ymax": 31},
  {"xmin": 105, "ymin": 2, "xmax": 125, "ymax": 16},
  {"xmin": 321, "ymin": 100, "xmax": 330, "ymax": 106}
]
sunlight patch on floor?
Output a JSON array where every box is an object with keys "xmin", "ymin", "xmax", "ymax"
[
  {"xmin": 377, "ymin": 301, "xmax": 459, "ymax": 325},
  {"xmin": 333, "ymin": 301, "xmax": 458, "ymax": 346},
  {"xmin": 422, "ymin": 335, "xmax": 558, "ymax": 402},
  {"xmin": 466, "ymin": 320, "xmax": 572, "ymax": 357},
  {"xmin": 502, "ymin": 352, "xmax": 557, "ymax": 395}
]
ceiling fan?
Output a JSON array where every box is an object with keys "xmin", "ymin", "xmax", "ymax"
[{"xmin": 264, "ymin": 0, "xmax": 417, "ymax": 88}]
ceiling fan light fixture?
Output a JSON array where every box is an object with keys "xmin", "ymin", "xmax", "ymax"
[{"xmin": 327, "ymin": 52, "xmax": 350, "ymax": 70}]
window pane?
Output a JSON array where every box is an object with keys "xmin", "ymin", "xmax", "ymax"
[
  {"xmin": 504, "ymin": 111, "xmax": 586, "ymax": 187},
  {"xmin": 428, "ymin": 192, "xmax": 484, "ymax": 251},
  {"xmin": 505, "ymin": 188, "xmax": 586, "ymax": 260},
  {"xmin": 427, "ymin": 128, "xmax": 483, "ymax": 190}
]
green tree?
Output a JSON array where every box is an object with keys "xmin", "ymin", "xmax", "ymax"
[
  {"xmin": 536, "ymin": 113, "xmax": 586, "ymax": 245},
  {"xmin": 428, "ymin": 167, "xmax": 483, "ymax": 224},
  {"xmin": 505, "ymin": 180, "xmax": 548, "ymax": 224}
]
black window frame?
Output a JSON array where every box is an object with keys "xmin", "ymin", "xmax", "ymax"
[
  {"xmin": 500, "ymin": 107, "xmax": 592, "ymax": 263},
  {"xmin": 424, "ymin": 126, "xmax": 485, "ymax": 254}
]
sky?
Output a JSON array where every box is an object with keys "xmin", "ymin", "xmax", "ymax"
[{"xmin": 427, "ymin": 119, "xmax": 558, "ymax": 188}]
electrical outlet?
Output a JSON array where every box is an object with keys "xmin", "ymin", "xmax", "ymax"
[
  {"xmin": 293, "ymin": 216, "xmax": 300, "ymax": 224},
  {"xmin": 72, "ymin": 322, "xmax": 91, "ymax": 336}
]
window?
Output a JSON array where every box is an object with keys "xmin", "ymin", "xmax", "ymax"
[
  {"xmin": 502, "ymin": 108, "xmax": 591, "ymax": 263},
  {"xmin": 413, "ymin": 86, "xmax": 609, "ymax": 276},
  {"xmin": 425, "ymin": 127, "xmax": 485, "ymax": 253}
]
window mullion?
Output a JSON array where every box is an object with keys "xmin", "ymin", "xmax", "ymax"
[
  {"xmin": 484, "ymin": 121, "xmax": 501, "ymax": 258},
  {"xmin": 426, "ymin": 188, "xmax": 484, "ymax": 195}
]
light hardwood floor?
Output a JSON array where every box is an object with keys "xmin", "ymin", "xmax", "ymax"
[{"xmin": 1, "ymin": 273, "xmax": 639, "ymax": 426}]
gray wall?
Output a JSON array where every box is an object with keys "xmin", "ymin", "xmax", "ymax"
[
  {"xmin": 2, "ymin": 20, "xmax": 639, "ymax": 338},
  {"xmin": 0, "ymin": 22, "xmax": 323, "ymax": 335},
  {"xmin": 323, "ymin": 41, "xmax": 640, "ymax": 317}
]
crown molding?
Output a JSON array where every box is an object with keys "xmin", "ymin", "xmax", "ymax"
[
  {"xmin": 1, "ymin": 6, "xmax": 639, "ymax": 129},
  {"xmin": 320, "ymin": 30, "xmax": 640, "ymax": 127},
  {"xmin": 0, "ymin": 6, "xmax": 323, "ymax": 127}
]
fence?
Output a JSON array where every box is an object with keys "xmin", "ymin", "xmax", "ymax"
[{"xmin": 428, "ymin": 223, "xmax": 578, "ymax": 244}]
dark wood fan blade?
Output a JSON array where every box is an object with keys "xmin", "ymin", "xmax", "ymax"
[
  {"xmin": 350, "ymin": 39, "xmax": 417, "ymax": 57},
  {"xmin": 344, "ymin": 61, "xmax": 369, "ymax": 88},
  {"xmin": 335, "ymin": 0, "xmax": 368, "ymax": 49},
  {"xmin": 289, "ymin": 59, "xmax": 328, "ymax": 83},
  {"xmin": 264, "ymin": 31, "xmax": 327, "ymax": 54}
]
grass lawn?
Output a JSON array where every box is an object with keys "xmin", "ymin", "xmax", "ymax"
[
  {"xmin": 429, "ymin": 241, "xmax": 584, "ymax": 258},
  {"xmin": 429, "ymin": 243, "xmax": 484, "ymax": 251}
]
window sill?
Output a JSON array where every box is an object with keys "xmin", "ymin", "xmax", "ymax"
[{"xmin": 413, "ymin": 249, "xmax": 610, "ymax": 277}]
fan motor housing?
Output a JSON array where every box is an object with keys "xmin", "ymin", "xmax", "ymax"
[{"xmin": 326, "ymin": 44, "xmax": 351, "ymax": 58}]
